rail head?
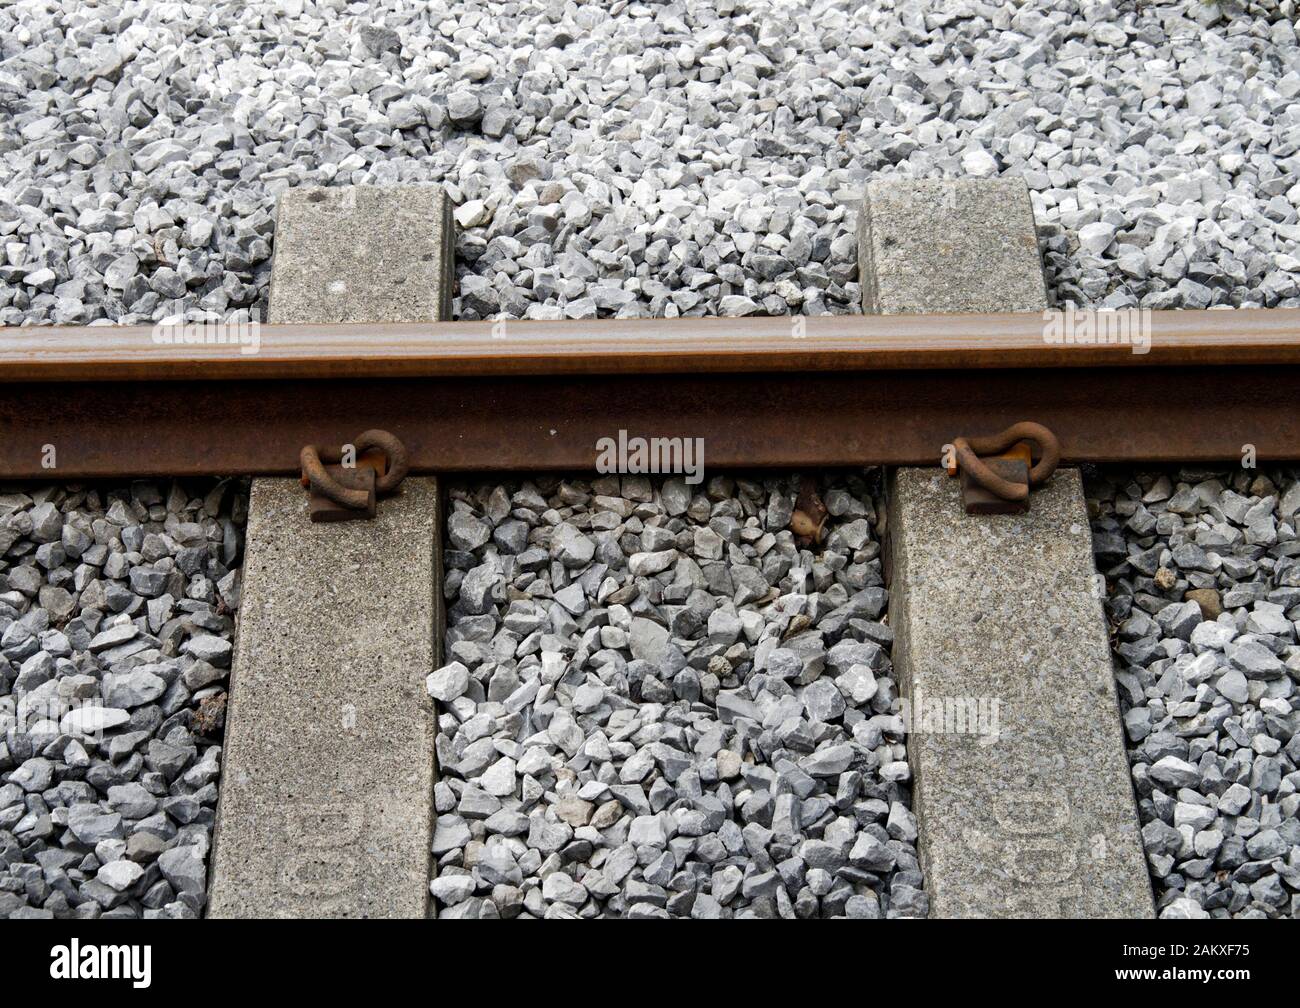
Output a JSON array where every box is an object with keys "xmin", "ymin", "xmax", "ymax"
[{"xmin": 2, "ymin": 308, "xmax": 1299, "ymax": 382}]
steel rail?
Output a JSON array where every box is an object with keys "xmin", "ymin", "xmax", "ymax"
[
  {"xmin": 2, "ymin": 308, "xmax": 1300, "ymax": 381},
  {"xmin": 0, "ymin": 309, "xmax": 1297, "ymax": 479}
]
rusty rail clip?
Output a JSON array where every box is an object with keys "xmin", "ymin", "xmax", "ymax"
[
  {"xmin": 948, "ymin": 421, "xmax": 1060, "ymax": 515},
  {"xmin": 299, "ymin": 429, "xmax": 409, "ymax": 522}
]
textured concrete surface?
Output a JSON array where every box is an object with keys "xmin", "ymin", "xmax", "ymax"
[
  {"xmin": 869, "ymin": 176, "xmax": 1152, "ymax": 917},
  {"xmin": 210, "ymin": 184, "xmax": 448, "ymax": 917},
  {"xmin": 887, "ymin": 469, "xmax": 1153, "ymax": 917},
  {"xmin": 858, "ymin": 177, "xmax": 1048, "ymax": 314},
  {"xmin": 269, "ymin": 184, "xmax": 455, "ymax": 323},
  {"xmin": 208, "ymin": 479, "xmax": 440, "ymax": 918}
]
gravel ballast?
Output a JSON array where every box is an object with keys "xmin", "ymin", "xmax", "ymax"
[
  {"xmin": 0, "ymin": 481, "xmax": 244, "ymax": 919},
  {"xmin": 1, "ymin": 1, "xmax": 1298, "ymax": 324},
  {"xmin": 432, "ymin": 472, "xmax": 923, "ymax": 919},
  {"xmin": 1089, "ymin": 467, "xmax": 1300, "ymax": 919},
  {"xmin": 1, "ymin": 0, "xmax": 1299, "ymax": 924}
]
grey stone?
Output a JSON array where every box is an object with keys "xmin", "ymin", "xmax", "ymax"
[
  {"xmin": 183, "ymin": 634, "xmax": 232, "ymax": 666},
  {"xmin": 448, "ymin": 511, "xmax": 490, "ymax": 551},
  {"xmin": 1149, "ymin": 756, "xmax": 1199, "ymax": 790},
  {"xmin": 1216, "ymin": 668, "xmax": 1249, "ymax": 705},
  {"xmin": 104, "ymin": 670, "xmax": 167, "ymax": 709},
  {"xmin": 88, "ymin": 624, "xmax": 139, "ymax": 653},
  {"xmin": 12, "ymin": 757, "xmax": 54, "ymax": 792},
  {"xmin": 97, "ymin": 859, "xmax": 145, "ymax": 892},
  {"xmin": 426, "ymin": 661, "xmax": 470, "ymax": 702},
  {"xmin": 67, "ymin": 805, "xmax": 125, "ymax": 845},
  {"xmin": 429, "ymin": 874, "xmax": 476, "ymax": 906},
  {"xmin": 550, "ymin": 523, "xmax": 594, "ymax": 567},
  {"xmin": 158, "ymin": 843, "xmax": 207, "ymax": 899},
  {"xmin": 1227, "ymin": 641, "xmax": 1285, "ymax": 680},
  {"xmin": 628, "ymin": 617, "xmax": 669, "ymax": 665},
  {"xmin": 432, "ymin": 815, "xmax": 472, "ymax": 855},
  {"xmin": 60, "ymin": 706, "xmax": 130, "ymax": 737},
  {"xmin": 107, "ymin": 782, "xmax": 158, "ymax": 819}
]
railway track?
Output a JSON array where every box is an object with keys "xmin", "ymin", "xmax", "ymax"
[
  {"xmin": 4, "ymin": 8, "xmax": 1300, "ymax": 995},
  {"xmin": 3, "ymin": 178, "xmax": 1299, "ymax": 925},
  {"xmin": 2, "ymin": 309, "xmax": 1300, "ymax": 478}
]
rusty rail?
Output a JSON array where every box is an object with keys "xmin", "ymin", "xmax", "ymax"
[
  {"xmin": 0, "ymin": 309, "xmax": 1298, "ymax": 479},
  {"xmin": 6, "ymin": 309, "xmax": 1300, "ymax": 380}
]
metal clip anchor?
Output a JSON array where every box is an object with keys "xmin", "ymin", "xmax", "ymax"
[
  {"xmin": 948, "ymin": 422, "xmax": 1060, "ymax": 515},
  {"xmin": 299, "ymin": 429, "xmax": 409, "ymax": 522}
]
